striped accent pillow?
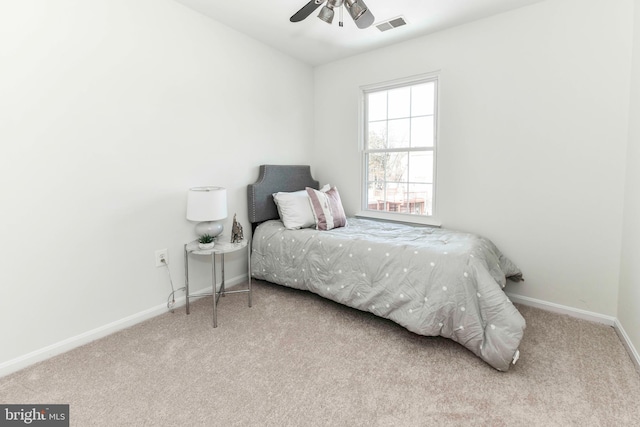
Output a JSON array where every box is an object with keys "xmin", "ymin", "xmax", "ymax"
[{"xmin": 306, "ymin": 186, "xmax": 347, "ymax": 230}]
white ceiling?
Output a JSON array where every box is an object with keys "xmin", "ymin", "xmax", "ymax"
[{"xmin": 174, "ymin": 0, "xmax": 546, "ymax": 66}]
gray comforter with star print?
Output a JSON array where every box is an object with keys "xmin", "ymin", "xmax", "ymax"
[{"xmin": 250, "ymin": 218, "xmax": 525, "ymax": 371}]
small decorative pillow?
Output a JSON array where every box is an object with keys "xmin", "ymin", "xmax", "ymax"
[
  {"xmin": 306, "ymin": 186, "xmax": 347, "ymax": 230},
  {"xmin": 273, "ymin": 185, "xmax": 331, "ymax": 230},
  {"xmin": 272, "ymin": 190, "xmax": 316, "ymax": 229}
]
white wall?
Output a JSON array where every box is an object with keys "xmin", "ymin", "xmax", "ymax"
[
  {"xmin": 313, "ymin": 0, "xmax": 634, "ymax": 316},
  {"xmin": 618, "ymin": 0, "xmax": 640, "ymax": 360},
  {"xmin": 0, "ymin": 0, "xmax": 313, "ymax": 369}
]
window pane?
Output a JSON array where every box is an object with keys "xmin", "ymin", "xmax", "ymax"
[
  {"xmin": 409, "ymin": 152, "xmax": 433, "ymax": 183},
  {"xmin": 367, "ymin": 121, "xmax": 387, "ymax": 149},
  {"xmin": 388, "ymin": 118, "xmax": 410, "ymax": 148},
  {"xmin": 384, "ymin": 182, "xmax": 407, "ymax": 212},
  {"xmin": 368, "ymin": 92, "xmax": 387, "ymax": 121},
  {"xmin": 367, "ymin": 182, "xmax": 385, "ymax": 211},
  {"xmin": 410, "ymin": 116, "xmax": 434, "ymax": 148},
  {"xmin": 412, "ymin": 82, "xmax": 435, "ymax": 116},
  {"xmin": 388, "ymin": 87, "xmax": 410, "ymax": 119},
  {"xmin": 367, "ymin": 153, "xmax": 387, "ymax": 184},
  {"xmin": 387, "ymin": 152, "xmax": 408, "ymax": 182},
  {"xmin": 407, "ymin": 183, "xmax": 432, "ymax": 215}
]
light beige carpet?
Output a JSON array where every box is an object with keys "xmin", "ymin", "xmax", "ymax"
[{"xmin": 1, "ymin": 280, "xmax": 639, "ymax": 426}]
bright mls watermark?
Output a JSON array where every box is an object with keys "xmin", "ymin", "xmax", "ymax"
[{"xmin": 0, "ymin": 405, "xmax": 68, "ymax": 426}]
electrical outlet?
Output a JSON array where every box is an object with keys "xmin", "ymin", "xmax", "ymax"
[{"xmin": 155, "ymin": 249, "xmax": 168, "ymax": 267}]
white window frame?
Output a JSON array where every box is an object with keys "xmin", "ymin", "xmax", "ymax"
[{"xmin": 357, "ymin": 72, "xmax": 441, "ymax": 226}]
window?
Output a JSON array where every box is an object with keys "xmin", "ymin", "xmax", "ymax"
[{"xmin": 361, "ymin": 74, "xmax": 438, "ymax": 220}]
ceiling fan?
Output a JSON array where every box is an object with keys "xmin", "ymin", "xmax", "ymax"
[{"xmin": 290, "ymin": 0, "xmax": 375, "ymax": 29}]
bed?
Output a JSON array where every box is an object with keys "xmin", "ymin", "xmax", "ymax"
[{"xmin": 247, "ymin": 164, "xmax": 526, "ymax": 371}]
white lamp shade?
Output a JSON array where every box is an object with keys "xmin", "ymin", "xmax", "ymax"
[{"xmin": 186, "ymin": 187, "xmax": 227, "ymax": 221}]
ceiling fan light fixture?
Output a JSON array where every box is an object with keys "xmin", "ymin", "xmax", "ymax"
[
  {"xmin": 318, "ymin": 5, "xmax": 335, "ymax": 24},
  {"xmin": 345, "ymin": 0, "xmax": 367, "ymax": 21}
]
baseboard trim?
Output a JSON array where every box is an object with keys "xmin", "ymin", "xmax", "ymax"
[
  {"xmin": 506, "ymin": 292, "xmax": 640, "ymax": 372},
  {"xmin": 506, "ymin": 292, "xmax": 616, "ymax": 326},
  {"xmin": 0, "ymin": 301, "xmax": 172, "ymax": 378},
  {"xmin": 0, "ymin": 274, "xmax": 248, "ymax": 378},
  {"xmin": 614, "ymin": 319, "xmax": 640, "ymax": 373}
]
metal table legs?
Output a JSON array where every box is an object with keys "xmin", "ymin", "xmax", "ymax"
[{"xmin": 184, "ymin": 243, "xmax": 252, "ymax": 328}]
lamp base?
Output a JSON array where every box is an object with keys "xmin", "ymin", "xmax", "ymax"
[{"xmin": 195, "ymin": 221, "xmax": 224, "ymax": 238}]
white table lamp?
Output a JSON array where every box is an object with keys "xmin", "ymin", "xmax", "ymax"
[{"xmin": 187, "ymin": 186, "xmax": 227, "ymax": 238}]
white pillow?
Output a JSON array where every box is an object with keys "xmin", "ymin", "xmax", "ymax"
[{"xmin": 273, "ymin": 185, "xmax": 330, "ymax": 230}]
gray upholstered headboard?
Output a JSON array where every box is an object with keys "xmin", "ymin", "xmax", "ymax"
[{"xmin": 247, "ymin": 165, "xmax": 319, "ymax": 227}]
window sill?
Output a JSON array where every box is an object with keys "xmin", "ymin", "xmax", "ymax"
[{"xmin": 355, "ymin": 211, "xmax": 442, "ymax": 227}]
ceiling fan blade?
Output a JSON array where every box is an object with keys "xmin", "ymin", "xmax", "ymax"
[
  {"xmin": 290, "ymin": 0, "xmax": 325, "ymax": 23},
  {"xmin": 353, "ymin": 4, "xmax": 374, "ymax": 29}
]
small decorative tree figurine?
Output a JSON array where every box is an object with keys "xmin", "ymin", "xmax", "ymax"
[
  {"xmin": 231, "ymin": 214, "xmax": 244, "ymax": 243},
  {"xmin": 198, "ymin": 234, "xmax": 215, "ymax": 250}
]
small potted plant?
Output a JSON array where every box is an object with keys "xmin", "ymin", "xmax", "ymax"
[{"xmin": 198, "ymin": 234, "xmax": 215, "ymax": 250}]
